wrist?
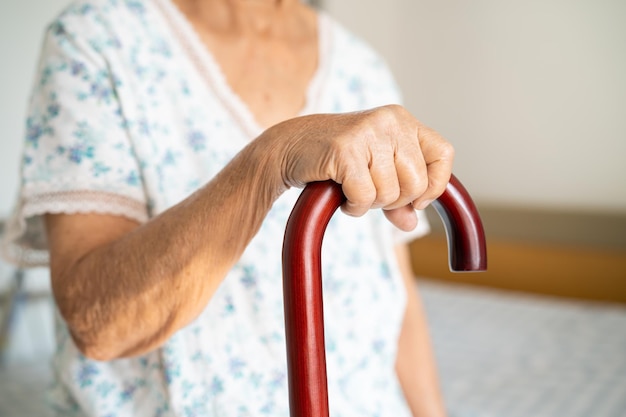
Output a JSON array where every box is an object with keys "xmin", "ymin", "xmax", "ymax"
[{"xmin": 244, "ymin": 129, "xmax": 291, "ymax": 201}]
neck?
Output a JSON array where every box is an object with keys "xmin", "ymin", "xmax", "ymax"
[{"xmin": 174, "ymin": 0, "xmax": 303, "ymax": 35}]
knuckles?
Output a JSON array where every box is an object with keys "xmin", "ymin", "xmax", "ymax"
[
  {"xmin": 346, "ymin": 185, "xmax": 378, "ymax": 210},
  {"xmin": 375, "ymin": 185, "xmax": 401, "ymax": 207},
  {"xmin": 405, "ymin": 176, "xmax": 429, "ymax": 200},
  {"xmin": 438, "ymin": 141, "xmax": 456, "ymax": 162}
]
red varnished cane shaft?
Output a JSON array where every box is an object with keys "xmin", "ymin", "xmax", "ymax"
[
  {"xmin": 282, "ymin": 175, "xmax": 487, "ymax": 417},
  {"xmin": 282, "ymin": 181, "xmax": 344, "ymax": 417}
]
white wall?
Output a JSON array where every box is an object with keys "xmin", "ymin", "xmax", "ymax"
[
  {"xmin": 0, "ymin": 0, "xmax": 72, "ymax": 217},
  {"xmin": 324, "ymin": 0, "xmax": 626, "ymax": 213},
  {"xmin": 0, "ymin": 0, "xmax": 68, "ymax": 364}
]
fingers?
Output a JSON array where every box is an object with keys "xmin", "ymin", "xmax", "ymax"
[
  {"xmin": 340, "ymin": 147, "xmax": 427, "ymax": 219},
  {"xmin": 383, "ymin": 206, "xmax": 418, "ymax": 232},
  {"xmin": 412, "ymin": 123, "xmax": 455, "ymax": 209},
  {"xmin": 385, "ymin": 141, "xmax": 428, "ymax": 210},
  {"xmin": 368, "ymin": 150, "xmax": 400, "ymax": 209},
  {"xmin": 340, "ymin": 168, "xmax": 377, "ymax": 218},
  {"xmin": 340, "ymin": 137, "xmax": 419, "ymax": 217}
]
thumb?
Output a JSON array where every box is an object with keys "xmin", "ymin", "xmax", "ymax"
[{"xmin": 383, "ymin": 205, "xmax": 417, "ymax": 232}]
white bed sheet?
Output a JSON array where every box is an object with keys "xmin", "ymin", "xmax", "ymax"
[{"xmin": 419, "ymin": 280, "xmax": 626, "ymax": 417}]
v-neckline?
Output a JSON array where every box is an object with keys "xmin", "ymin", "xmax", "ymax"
[{"xmin": 153, "ymin": 0, "xmax": 332, "ymax": 138}]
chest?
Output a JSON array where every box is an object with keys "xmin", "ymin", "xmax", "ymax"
[{"xmin": 199, "ymin": 36, "xmax": 319, "ymax": 129}]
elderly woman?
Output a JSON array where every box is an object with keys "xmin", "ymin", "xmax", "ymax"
[{"xmin": 3, "ymin": 0, "xmax": 453, "ymax": 415}]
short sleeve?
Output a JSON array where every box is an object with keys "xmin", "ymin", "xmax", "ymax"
[
  {"xmin": 326, "ymin": 18, "xmax": 406, "ymax": 111},
  {"xmin": 1, "ymin": 16, "xmax": 148, "ymax": 266}
]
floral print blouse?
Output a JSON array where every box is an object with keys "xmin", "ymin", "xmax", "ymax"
[{"xmin": 2, "ymin": 0, "xmax": 430, "ymax": 416}]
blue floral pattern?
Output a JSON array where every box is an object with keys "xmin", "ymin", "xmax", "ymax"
[{"xmin": 4, "ymin": 0, "xmax": 431, "ymax": 416}]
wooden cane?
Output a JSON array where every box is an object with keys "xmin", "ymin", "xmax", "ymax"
[{"xmin": 282, "ymin": 174, "xmax": 487, "ymax": 417}]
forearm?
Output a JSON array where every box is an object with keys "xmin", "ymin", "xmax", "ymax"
[
  {"xmin": 48, "ymin": 136, "xmax": 285, "ymax": 360},
  {"xmin": 394, "ymin": 244, "xmax": 447, "ymax": 417}
]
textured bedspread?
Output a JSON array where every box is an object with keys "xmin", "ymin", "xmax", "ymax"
[{"xmin": 420, "ymin": 280, "xmax": 626, "ymax": 417}]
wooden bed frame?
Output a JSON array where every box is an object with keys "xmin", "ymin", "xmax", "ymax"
[{"xmin": 410, "ymin": 206, "xmax": 626, "ymax": 303}]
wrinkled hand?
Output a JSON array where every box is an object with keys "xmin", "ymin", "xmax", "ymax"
[{"xmin": 263, "ymin": 105, "xmax": 454, "ymax": 231}]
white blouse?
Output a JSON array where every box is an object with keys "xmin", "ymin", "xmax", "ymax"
[{"xmin": 2, "ymin": 0, "xmax": 430, "ymax": 415}]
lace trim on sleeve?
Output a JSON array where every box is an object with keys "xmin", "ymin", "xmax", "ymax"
[{"xmin": 1, "ymin": 190, "xmax": 148, "ymax": 267}]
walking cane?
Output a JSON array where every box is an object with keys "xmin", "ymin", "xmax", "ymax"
[{"xmin": 282, "ymin": 174, "xmax": 487, "ymax": 417}]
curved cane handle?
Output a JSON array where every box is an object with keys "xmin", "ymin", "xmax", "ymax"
[
  {"xmin": 432, "ymin": 174, "xmax": 488, "ymax": 271},
  {"xmin": 282, "ymin": 174, "xmax": 487, "ymax": 417}
]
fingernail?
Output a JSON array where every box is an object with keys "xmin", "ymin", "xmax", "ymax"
[{"xmin": 415, "ymin": 199, "xmax": 433, "ymax": 210}]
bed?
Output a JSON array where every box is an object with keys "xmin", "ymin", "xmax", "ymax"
[{"xmin": 420, "ymin": 280, "xmax": 626, "ymax": 417}]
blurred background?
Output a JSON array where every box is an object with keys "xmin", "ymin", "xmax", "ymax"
[
  {"xmin": 323, "ymin": 0, "xmax": 626, "ymax": 301},
  {"xmin": 1, "ymin": 0, "xmax": 625, "ymax": 416},
  {"xmin": 326, "ymin": 0, "xmax": 626, "ymax": 213}
]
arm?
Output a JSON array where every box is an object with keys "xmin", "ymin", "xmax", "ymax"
[
  {"xmin": 395, "ymin": 243, "xmax": 448, "ymax": 417},
  {"xmin": 46, "ymin": 136, "xmax": 284, "ymax": 360},
  {"xmin": 46, "ymin": 106, "xmax": 454, "ymax": 361}
]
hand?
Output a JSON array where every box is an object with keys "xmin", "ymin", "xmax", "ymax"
[{"xmin": 262, "ymin": 105, "xmax": 455, "ymax": 231}]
